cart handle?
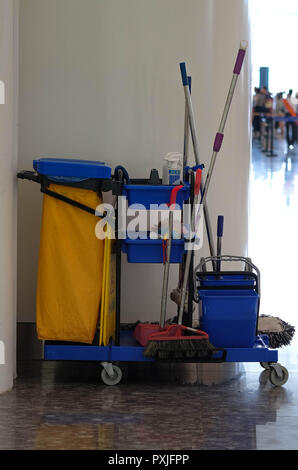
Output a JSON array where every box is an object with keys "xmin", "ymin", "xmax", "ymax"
[
  {"xmin": 197, "ymin": 271, "xmax": 258, "ymax": 287},
  {"xmin": 194, "ymin": 255, "xmax": 261, "ymax": 300}
]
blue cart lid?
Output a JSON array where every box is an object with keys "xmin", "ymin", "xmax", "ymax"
[{"xmin": 33, "ymin": 158, "xmax": 112, "ymax": 180}]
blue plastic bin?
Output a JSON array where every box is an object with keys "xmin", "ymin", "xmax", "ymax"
[
  {"xmin": 122, "ymin": 183, "xmax": 190, "ymax": 210},
  {"xmin": 122, "ymin": 234, "xmax": 185, "ymax": 263},
  {"xmin": 199, "ymin": 289, "xmax": 259, "ymax": 348}
]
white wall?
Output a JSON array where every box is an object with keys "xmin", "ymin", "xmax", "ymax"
[
  {"xmin": 18, "ymin": 0, "xmax": 251, "ymax": 324},
  {"xmin": 0, "ymin": 0, "xmax": 18, "ymax": 393}
]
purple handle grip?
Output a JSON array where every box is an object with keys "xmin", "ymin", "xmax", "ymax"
[
  {"xmin": 213, "ymin": 133, "xmax": 224, "ymax": 152},
  {"xmin": 233, "ymin": 48, "xmax": 246, "ymax": 75}
]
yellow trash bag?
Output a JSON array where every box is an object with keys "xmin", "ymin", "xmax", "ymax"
[{"xmin": 36, "ymin": 184, "xmax": 104, "ymax": 344}]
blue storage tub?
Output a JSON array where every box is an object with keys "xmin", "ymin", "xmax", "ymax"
[
  {"xmin": 199, "ymin": 289, "xmax": 259, "ymax": 348},
  {"xmin": 122, "ymin": 182, "xmax": 190, "ymax": 209},
  {"xmin": 122, "ymin": 233, "xmax": 185, "ymax": 263},
  {"xmin": 33, "ymin": 158, "xmax": 112, "ymax": 180}
]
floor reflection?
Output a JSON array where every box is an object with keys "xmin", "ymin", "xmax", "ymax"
[
  {"xmin": 249, "ymin": 137, "xmax": 298, "ymax": 351},
  {"xmin": 0, "ymin": 358, "xmax": 294, "ymax": 450}
]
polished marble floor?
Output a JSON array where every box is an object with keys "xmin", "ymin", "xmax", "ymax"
[{"xmin": 2, "ymin": 136, "xmax": 298, "ymax": 450}]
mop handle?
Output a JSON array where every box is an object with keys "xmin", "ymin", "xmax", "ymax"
[
  {"xmin": 160, "ymin": 211, "xmax": 173, "ymax": 328},
  {"xmin": 183, "ymin": 76, "xmax": 192, "ymax": 171},
  {"xmin": 160, "ymin": 185, "xmax": 184, "ymax": 328},
  {"xmin": 200, "ymin": 41, "xmax": 248, "ymax": 208},
  {"xmin": 180, "ymin": 76, "xmax": 192, "ymax": 288},
  {"xmin": 178, "ymin": 169, "xmax": 202, "ymax": 325},
  {"xmin": 180, "ymin": 63, "xmax": 216, "ymax": 264}
]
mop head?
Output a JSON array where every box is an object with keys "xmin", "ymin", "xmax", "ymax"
[
  {"xmin": 258, "ymin": 315, "xmax": 295, "ymax": 349},
  {"xmin": 170, "ymin": 287, "xmax": 188, "ymax": 309},
  {"xmin": 144, "ymin": 324, "xmax": 215, "ymax": 360}
]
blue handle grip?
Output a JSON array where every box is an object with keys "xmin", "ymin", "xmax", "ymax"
[
  {"xmin": 180, "ymin": 62, "xmax": 188, "ymax": 86},
  {"xmin": 188, "ymin": 76, "xmax": 192, "ymax": 93},
  {"xmin": 217, "ymin": 215, "xmax": 224, "ymax": 237}
]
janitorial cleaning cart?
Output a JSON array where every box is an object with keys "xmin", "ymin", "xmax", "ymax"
[{"xmin": 17, "ymin": 42, "xmax": 291, "ymax": 386}]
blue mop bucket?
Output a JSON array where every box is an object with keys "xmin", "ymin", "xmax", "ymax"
[
  {"xmin": 196, "ymin": 257, "xmax": 260, "ymax": 348},
  {"xmin": 199, "ymin": 286, "xmax": 259, "ymax": 348}
]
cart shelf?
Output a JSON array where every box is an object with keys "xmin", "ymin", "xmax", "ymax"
[{"xmin": 44, "ymin": 330, "xmax": 278, "ymax": 364}]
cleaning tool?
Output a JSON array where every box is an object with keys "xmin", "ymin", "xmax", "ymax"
[
  {"xmin": 160, "ymin": 205, "xmax": 175, "ymax": 328},
  {"xmin": 196, "ymin": 255, "xmax": 295, "ymax": 351},
  {"xmin": 180, "ymin": 63, "xmax": 216, "ymax": 264},
  {"xmin": 180, "ymin": 41, "xmax": 248, "ymax": 265},
  {"xmin": 133, "ymin": 185, "xmax": 184, "ymax": 346},
  {"xmin": 178, "ymin": 168, "xmax": 203, "ymax": 325},
  {"xmin": 199, "ymin": 41, "xmax": 248, "ymax": 207},
  {"xmin": 216, "ymin": 215, "xmax": 224, "ymax": 272},
  {"xmin": 171, "ymin": 43, "xmax": 247, "ymax": 321},
  {"xmin": 162, "ymin": 153, "xmax": 183, "ymax": 185},
  {"xmin": 197, "ymin": 256, "xmax": 260, "ymax": 348},
  {"xmin": 99, "ymin": 223, "xmax": 117, "ymax": 346},
  {"xmin": 258, "ymin": 315, "xmax": 295, "ymax": 349},
  {"xmin": 144, "ymin": 169, "xmax": 220, "ymax": 360},
  {"xmin": 179, "ymin": 75, "xmax": 192, "ymax": 305},
  {"xmin": 144, "ymin": 323, "xmax": 214, "ymax": 360},
  {"xmin": 182, "ymin": 76, "xmax": 192, "ymax": 172}
]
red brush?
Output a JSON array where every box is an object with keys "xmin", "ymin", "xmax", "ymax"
[{"xmin": 143, "ymin": 324, "xmax": 214, "ymax": 360}]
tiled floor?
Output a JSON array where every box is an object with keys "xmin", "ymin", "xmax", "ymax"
[
  {"xmin": 1, "ymin": 359, "xmax": 298, "ymax": 450},
  {"xmin": 2, "ymin": 135, "xmax": 298, "ymax": 450}
]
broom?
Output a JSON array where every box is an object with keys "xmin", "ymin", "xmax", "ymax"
[
  {"xmin": 144, "ymin": 169, "xmax": 216, "ymax": 360},
  {"xmin": 133, "ymin": 185, "xmax": 185, "ymax": 347}
]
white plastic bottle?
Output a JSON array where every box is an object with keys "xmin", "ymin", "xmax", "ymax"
[{"xmin": 162, "ymin": 152, "xmax": 183, "ymax": 185}]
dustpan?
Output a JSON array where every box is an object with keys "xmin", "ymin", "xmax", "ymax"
[{"xmin": 133, "ymin": 323, "xmax": 161, "ymax": 347}]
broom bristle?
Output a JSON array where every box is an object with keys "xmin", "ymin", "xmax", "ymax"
[{"xmin": 144, "ymin": 338, "xmax": 214, "ymax": 360}]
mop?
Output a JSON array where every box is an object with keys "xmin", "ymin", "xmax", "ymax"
[
  {"xmin": 180, "ymin": 45, "xmax": 295, "ymax": 350},
  {"xmin": 258, "ymin": 315, "xmax": 295, "ymax": 349},
  {"xmin": 145, "ymin": 42, "xmax": 248, "ymax": 359},
  {"xmin": 171, "ymin": 41, "xmax": 248, "ymax": 312},
  {"xmin": 180, "ymin": 70, "xmax": 216, "ymax": 266}
]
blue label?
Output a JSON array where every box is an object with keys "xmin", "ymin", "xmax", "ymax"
[{"xmin": 169, "ymin": 170, "xmax": 181, "ymax": 185}]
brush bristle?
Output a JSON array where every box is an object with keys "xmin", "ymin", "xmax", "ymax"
[{"xmin": 144, "ymin": 338, "xmax": 214, "ymax": 360}]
